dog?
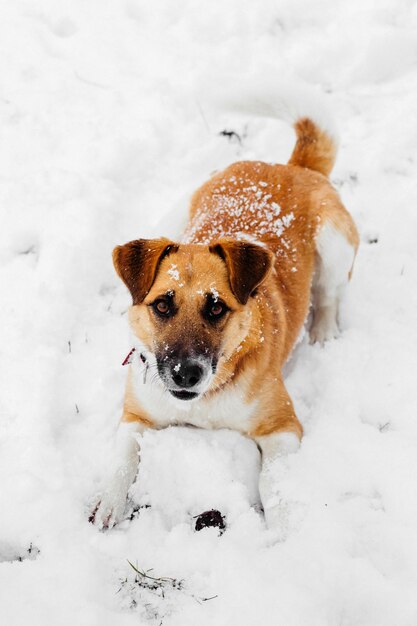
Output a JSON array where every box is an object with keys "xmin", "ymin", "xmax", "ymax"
[{"xmin": 91, "ymin": 95, "xmax": 359, "ymax": 530}]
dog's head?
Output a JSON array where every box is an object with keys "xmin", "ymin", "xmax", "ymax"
[{"xmin": 113, "ymin": 238, "xmax": 273, "ymax": 402}]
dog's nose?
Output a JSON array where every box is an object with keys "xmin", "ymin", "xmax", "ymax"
[{"xmin": 171, "ymin": 361, "xmax": 203, "ymax": 389}]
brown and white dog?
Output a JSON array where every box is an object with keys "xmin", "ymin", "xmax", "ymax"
[{"xmin": 91, "ymin": 101, "xmax": 359, "ymax": 529}]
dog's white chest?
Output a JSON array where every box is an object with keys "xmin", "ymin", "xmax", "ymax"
[{"xmin": 131, "ymin": 358, "xmax": 257, "ymax": 433}]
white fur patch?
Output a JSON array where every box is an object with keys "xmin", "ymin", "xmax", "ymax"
[
  {"xmin": 256, "ymin": 431, "xmax": 300, "ymax": 462},
  {"xmin": 256, "ymin": 431, "xmax": 301, "ymax": 533},
  {"xmin": 315, "ymin": 222, "xmax": 355, "ymax": 302},
  {"xmin": 311, "ymin": 222, "xmax": 355, "ymax": 343},
  {"xmin": 130, "ymin": 347, "xmax": 258, "ymax": 432},
  {"xmin": 93, "ymin": 420, "xmax": 143, "ymax": 528}
]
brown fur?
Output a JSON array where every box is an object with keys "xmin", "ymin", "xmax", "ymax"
[
  {"xmin": 113, "ymin": 117, "xmax": 358, "ymax": 443},
  {"xmin": 210, "ymin": 240, "xmax": 274, "ymax": 304},
  {"xmin": 288, "ymin": 117, "xmax": 337, "ymax": 177},
  {"xmin": 113, "ymin": 238, "xmax": 178, "ymax": 304}
]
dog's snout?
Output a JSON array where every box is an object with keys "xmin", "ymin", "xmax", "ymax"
[{"xmin": 171, "ymin": 361, "xmax": 203, "ymax": 389}]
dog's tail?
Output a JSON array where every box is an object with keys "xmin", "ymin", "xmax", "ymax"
[
  {"xmin": 287, "ymin": 116, "xmax": 336, "ymax": 177},
  {"xmin": 201, "ymin": 78, "xmax": 338, "ymax": 177}
]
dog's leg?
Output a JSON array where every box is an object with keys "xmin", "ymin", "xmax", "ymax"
[
  {"xmin": 91, "ymin": 418, "xmax": 145, "ymax": 529},
  {"xmin": 252, "ymin": 379, "xmax": 303, "ymax": 534},
  {"xmin": 255, "ymin": 430, "xmax": 301, "ymax": 534},
  {"xmin": 310, "ymin": 220, "xmax": 356, "ymax": 344}
]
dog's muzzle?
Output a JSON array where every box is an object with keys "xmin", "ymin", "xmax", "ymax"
[{"xmin": 157, "ymin": 356, "xmax": 214, "ymax": 401}]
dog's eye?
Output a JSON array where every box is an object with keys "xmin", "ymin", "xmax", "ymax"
[
  {"xmin": 203, "ymin": 297, "xmax": 228, "ymax": 321},
  {"xmin": 156, "ymin": 301, "xmax": 169, "ymax": 313},
  {"xmin": 152, "ymin": 298, "xmax": 173, "ymax": 317},
  {"xmin": 210, "ymin": 302, "xmax": 224, "ymax": 316}
]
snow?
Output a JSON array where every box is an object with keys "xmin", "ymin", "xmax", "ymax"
[
  {"xmin": 1, "ymin": 1, "xmax": 417, "ymax": 624},
  {"xmin": 167, "ymin": 264, "xmax": 180, "ymax": 282},
  {"xmin": 182, "ymin": 166, "xmax": 292, "ymax": 243}
]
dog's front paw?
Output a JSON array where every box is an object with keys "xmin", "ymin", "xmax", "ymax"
[
  {"xmin": 89, "ymin": 493, "xmax": 127, "ymax": 529},
  {"xmin": 89, "ymin": 476, "xmax": 130, "ymax": 529},
  {"xmin": 259, "ymin": 452, "xmax": 306, "ymax": 540}
]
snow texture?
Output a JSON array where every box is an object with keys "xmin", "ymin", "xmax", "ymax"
[
  {"xmin": 1, "ymin": 1, "xmax": 417, "ymax": 625},
  {"xmin": 182, "ymin": 164, "xmax": 294, "ymax": 244}
]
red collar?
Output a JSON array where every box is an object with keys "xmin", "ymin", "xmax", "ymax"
[
  {"xmin": 122, "ymin": 348, "xmax": 147, "ymax": 366},
  {"xmin": 122, "ymin": 347, "xmax": 136, "ymax": 366}
]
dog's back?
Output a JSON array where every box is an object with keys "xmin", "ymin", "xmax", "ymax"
[{"xmin": 184, "ymin": 116, "xmax": 356, "ymax": 356}]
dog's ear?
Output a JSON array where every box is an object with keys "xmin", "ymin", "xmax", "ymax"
[
  {"xmin": 113, "ymin": 238, "xmax": 178, "ymax": 304},
  {"xmin": 210, "ymin": 239, "xmax": 274, "ymax": 304}
]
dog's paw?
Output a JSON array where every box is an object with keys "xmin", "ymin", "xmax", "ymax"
[
  {"xmin": 89, "ymin": 495, "xmax": 127, "ymax": 529},
  {"xmin": 309, "ymin": 315, "xmax": 339, "ymax": 345},
  {"xmin": 259, "ymin": 453, "xmax": 307, "ymax": 541},
  {"xmin": 89, "ymin": 484, "xmax": 129, "ymax": 530}
]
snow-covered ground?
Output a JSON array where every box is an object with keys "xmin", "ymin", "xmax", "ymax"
[{"xmin": 1, "ymin": 1, "xmax": 417, "ymax": 624}]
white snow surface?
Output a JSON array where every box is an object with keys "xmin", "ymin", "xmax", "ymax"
[{"xmin": 1, "ymin": 1, "xmax": 417, "ymax": 624}]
